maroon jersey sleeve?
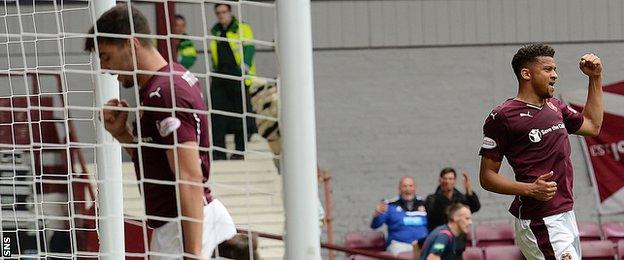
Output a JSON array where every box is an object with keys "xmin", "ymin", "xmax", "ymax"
[
  {"xmin": 150, "ymin": 83, "xmax": 200, "ymax": 145},
  {"xmin": 478, "ymin": 110, "xmax": 508, "ymax": 162},
  {"xmin": 556, "ymin": 99, "xmax": 584, "ymax": 134}
]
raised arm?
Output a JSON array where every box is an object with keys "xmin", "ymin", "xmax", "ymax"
[
  {"xmin": 461, "ymin": 171, "xmax": 481, "ymax": 213},
  {"xmin": 479, "ymin": 156, "xmax": 557, "ymax": 201},
  {"xmin": 575, "ymin": 53, "xmax": 603, "ymax": 137},
  {"xmin": 370, "ymin": 201, "xmax": 388, "ymax": 229}
]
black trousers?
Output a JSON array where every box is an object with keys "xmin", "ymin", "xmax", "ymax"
[{"xmin": 210, "ymin": 77, "xmax": 257, "ymax": 160}]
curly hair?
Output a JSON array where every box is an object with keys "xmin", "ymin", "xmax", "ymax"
[{"xmin": 511, "ymin": 43, "xmax": 555, "ymax": 78}]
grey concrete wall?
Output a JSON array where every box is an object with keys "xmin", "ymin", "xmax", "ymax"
[
  {"xmin": 164, "ymin": 0, "xmax": 624, "ymax": 49},
  {"xmin": 177, "ymin": 0, "xmax": 624, "ymax": 49}
]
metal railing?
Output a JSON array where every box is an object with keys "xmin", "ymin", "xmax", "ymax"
[{"xmin": 238, "ymin": 228, "xmax": 409, "ymax": 260}]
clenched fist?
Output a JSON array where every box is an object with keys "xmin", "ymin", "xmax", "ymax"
[
  {"xmin": 528, "ymin": 171, "xmax": 557, "ymax": 201},
  {"xmin": 102, "ymin": 99, "xmax": 130, "ymax": 138},
  {"xmin": 580, "ymin": 53, "xmax": 602, "ymax": 77}
]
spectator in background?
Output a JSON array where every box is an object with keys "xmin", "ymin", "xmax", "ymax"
[
  {"xmin": 209, "ymin": 3, "xmax": 258, "ymax": 160},
  {"xmin": 425, "ymin": 167, "xmax": 481, "ymax": 259},
  {"xmin": 371, "ymin": 176, "xmax": 428, "ymax": 255},
  {"xmin": 173, "ymin": 14, "xmax": 197, "ymax": 69},
  {"xmin": 420, "ymin": 203, "xmax": 473, "ymax": 260}
]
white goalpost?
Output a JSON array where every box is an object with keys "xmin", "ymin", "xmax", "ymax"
[
  {"xmin": 0, "ymin": 0, "xmax": 320, "ymax": 259},
  {"xmin": 92, "ymin": 0, "xmax": 125, "ymax": 259},
  {"xmin": 276, "ymin": 0, "xmax": 321, "ymax": 258}
]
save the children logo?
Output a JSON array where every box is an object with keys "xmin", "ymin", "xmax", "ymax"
[
  {"xmin": 529, "ymin": 129, "xmax": 543, "ymax": 143},
  {"xmin": 529, "ymin": 123, "xmax": 566, "ymax": 143}
]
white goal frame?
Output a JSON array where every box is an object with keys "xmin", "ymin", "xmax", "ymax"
[
  {"xmin": 275, "ymin": 0, "xmax": 321, "ymax": 258},
  {"xmin": 92, "ymin": 1, "xmax": 124, "ymax": 260}
]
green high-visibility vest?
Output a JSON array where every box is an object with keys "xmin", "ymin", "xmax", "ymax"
[
  {"xmin": 177, "ymin": 38, "xmax": 197, "ymax": 69},
  {"xmin": 210, "ymin": 18, "xmax": 256, "ymax": 86}
]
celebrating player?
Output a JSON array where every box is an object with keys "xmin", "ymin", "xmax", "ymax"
[
  {"xmin": 85, "ymin": 4, "xmax": 236, "ymax": 259},
  {"xmin": 478, "ymin": 43, "xmax": 603, "ymax": 260}
]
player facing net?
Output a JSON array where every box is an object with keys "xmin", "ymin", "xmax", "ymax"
[{"xmin": 0, "ymin": 0, "xmax": 320, "ymax": 259}]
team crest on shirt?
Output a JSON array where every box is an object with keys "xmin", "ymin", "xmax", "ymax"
[
  {"xmin": 156, "ymin": 117, "xmax": 181, "ymax": 137},
  {"xmin": 529, "ymin": 129, "xmax": 543, "ymax": 143},
  {"xmin": 547, "ymin": 101, "xmax": 558, "ymax": 112},
  {"xmin": 561, "ymin": 252, "xmax": 572, "ymax": 260}
]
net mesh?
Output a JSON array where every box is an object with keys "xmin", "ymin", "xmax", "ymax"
[{"xmin": 0, "ymin": 0, "xmax": 281, "ymax": 259}]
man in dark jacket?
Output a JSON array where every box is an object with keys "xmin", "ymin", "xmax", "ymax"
[
  {"xmin": 424, "ymin": 167, "xmax": 481, "ymax": 260},
  {"xmin": 209, "ymin": 3, "xmax": 258, "ymax": 160}
]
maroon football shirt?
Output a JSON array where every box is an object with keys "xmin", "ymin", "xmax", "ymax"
[
  {"xmin": 479, "ymin": 98, "xmax": 584, "ymax": 219},
  {"xmin": 132, "ymin": 63, "xmax": 211, "ymax": 228}
]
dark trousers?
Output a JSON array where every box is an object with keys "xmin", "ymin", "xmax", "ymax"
[{"xmin": 210, "ymin": 77, "xmax": 257, "ymax": 160}]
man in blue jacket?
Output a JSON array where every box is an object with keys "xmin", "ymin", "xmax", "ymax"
[{"xmin": 371, "ymin": 176, "xmax": 429, "ymax": 255}]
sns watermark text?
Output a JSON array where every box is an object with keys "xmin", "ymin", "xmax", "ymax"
[{"xmin": 2, "ymin": 236, "xmax": 10, "ymax": 257}]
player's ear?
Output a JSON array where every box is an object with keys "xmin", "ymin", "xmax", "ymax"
[
  {"xmin": 129, "ymin": 38, "xmax": 141, "ymax": 49},
  {"xmin": 520, "ymin": 68, "xmax": 530, "ymax": 80}
]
